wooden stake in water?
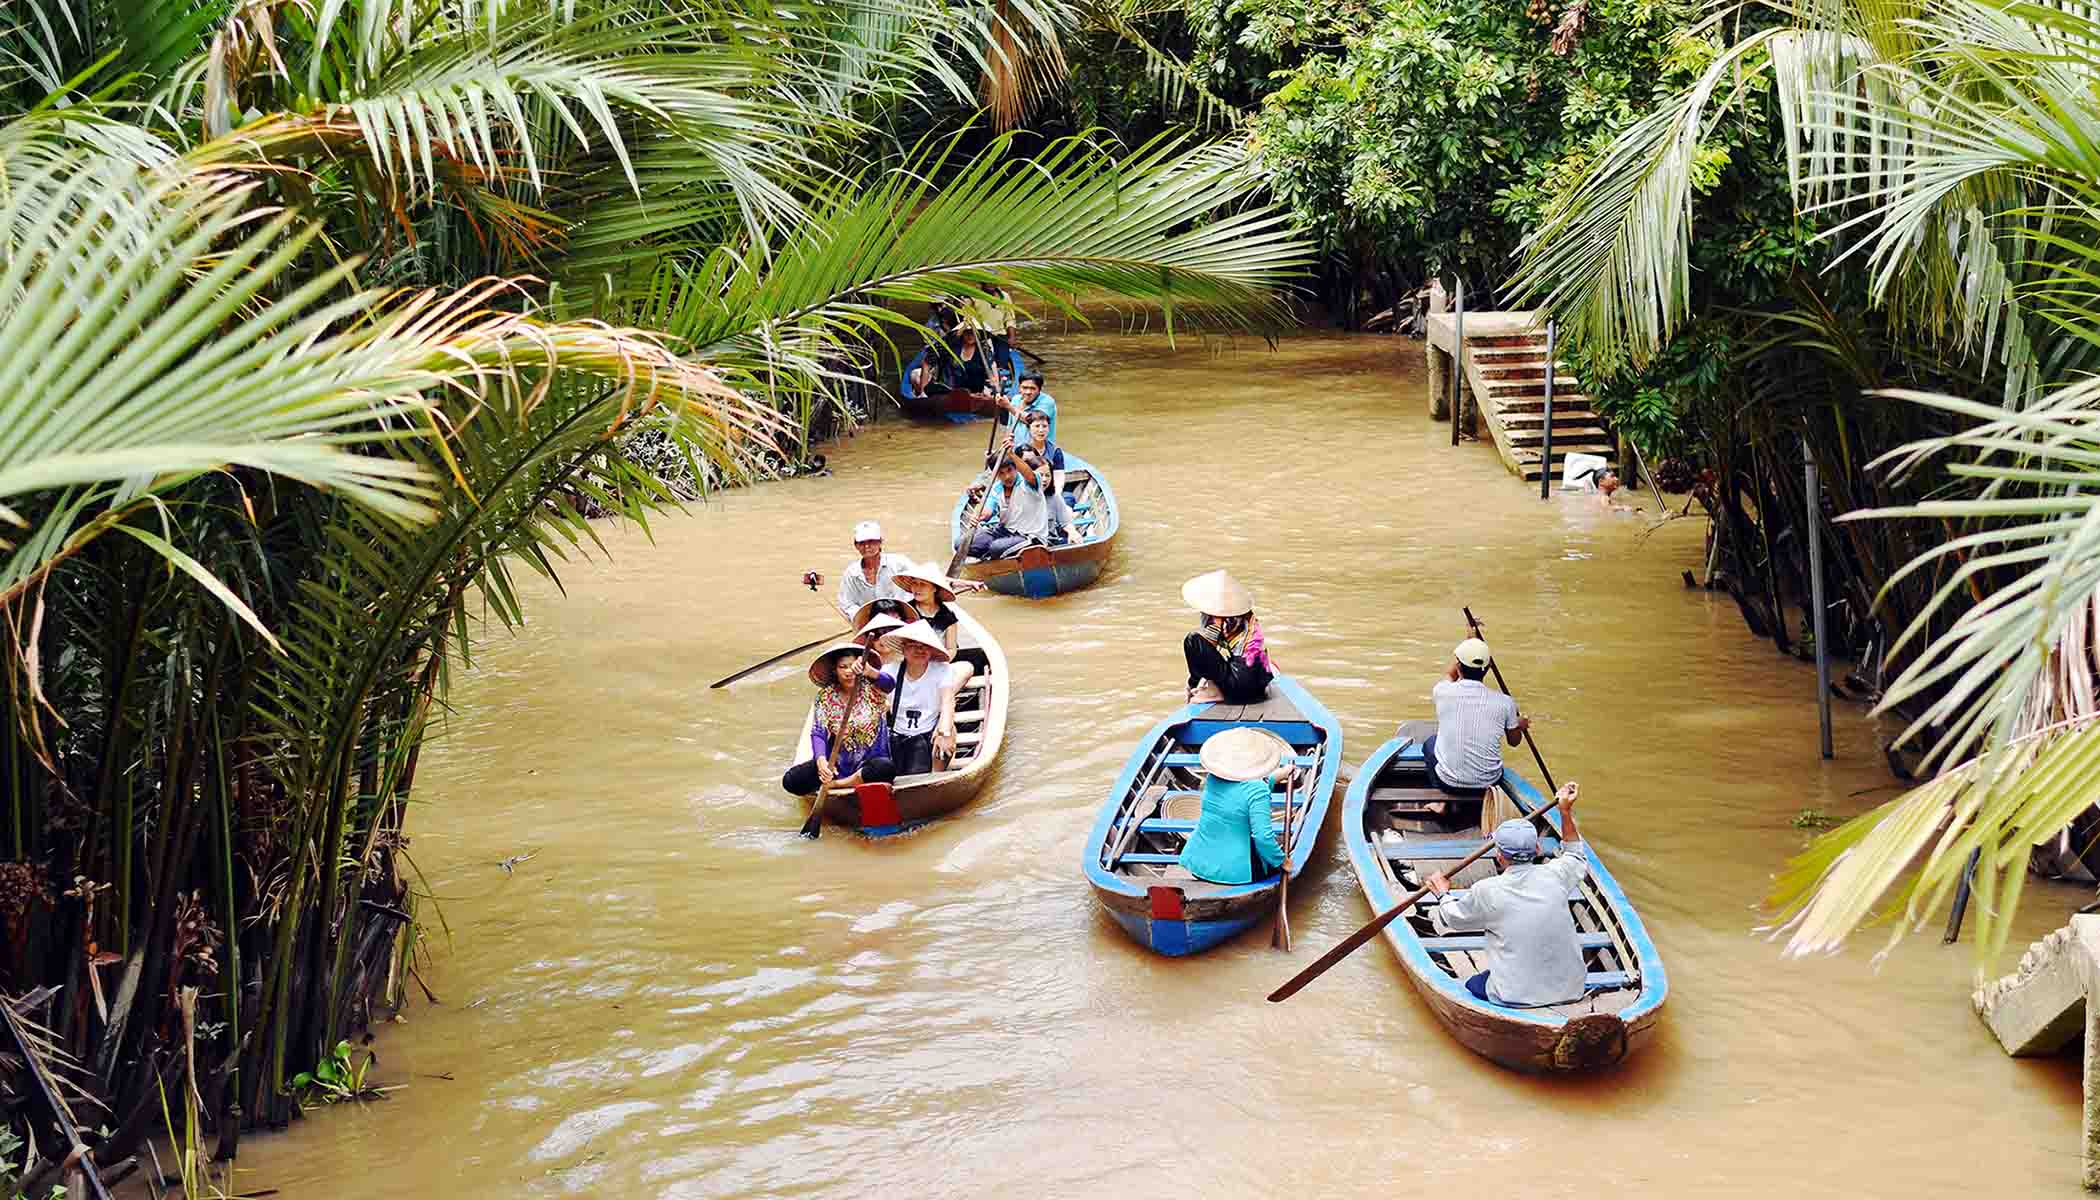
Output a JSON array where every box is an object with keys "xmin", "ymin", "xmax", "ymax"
[
  {"xmin": 1540, "ymin": 320, "xmax": 1556, "ymax": 499},
  {"xmin": 1449, "ymin": 278, "xmax": 1466, "ymax": 448},
  {"xmin": 1806, "ymin": 441, "xmax": 1832, "ymax": 760}
]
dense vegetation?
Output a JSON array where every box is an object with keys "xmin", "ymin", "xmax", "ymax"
[
  {"xmin": 1120, "ymin": 0, "xmax": 2100, "ymax": 956},
  {"xmin": 0, "ymin": 1, "xmax": 1306, "ymax": 1189}
]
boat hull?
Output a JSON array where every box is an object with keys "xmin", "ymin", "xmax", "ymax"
[
  {"xmin": 1083, "ymin": 675, "xmax": 1343, "ymax": 956},
  {"xmin": 899, "ymin": 346, "xmax": 1025, "ymax": 422},
  {"xmin": 950, "ymin": 452, "xmax": 1119, "ymax": 599},
  {"xmin": 1342, "ymin": 733, "xmax": 1667, "ymax": 1071},
  {"xmin": 789, "ymin": 604, "xmax": 1009, "ymax": 836}
]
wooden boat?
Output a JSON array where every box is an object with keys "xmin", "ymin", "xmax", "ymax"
[
  {"xmin": 1083, "ymin": 676, "xmax": 1342, "ymax": 955},
  {"xmin": 947, "ymin": 452, "xmax": 1119, "ymax": 598},
  {"xmin": 1341, "ymin": 724, "xmax": 1667, "ymax": 1071},
  {"xmin": 899, "ymin": 345, "xmax": 1026, "ymax": 422},
  {"xmin": 788, "ymin": 603, "xmax": 1009, "ymax": 836}
]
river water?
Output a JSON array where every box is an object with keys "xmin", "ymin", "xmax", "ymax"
[{"xmin": 243, "ymin": 331, "xmax": 2083, "ymax": 1197}]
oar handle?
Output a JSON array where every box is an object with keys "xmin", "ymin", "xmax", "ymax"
[
  {"xmin": 1266, "ymin": 794, "xmax": 1566, "ymax": 1003},
  {"xmin": 1463, "ymin": 606, "xmax": 1558, "ymax": 794}
]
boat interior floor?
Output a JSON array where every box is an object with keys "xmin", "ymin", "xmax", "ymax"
[
  {"xmin": 1363, "ymin": 744, "xmax": 1641, "ymax": 1019},
  {"xmin": 1103, "ymin": 707, "xmax": 1325, "ymax": 893}
]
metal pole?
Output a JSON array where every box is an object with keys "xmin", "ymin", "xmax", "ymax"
[
  {"xmin": 1943, "ymin": 847, "xmax": 1980, "ymax": 944},
  {"xmin": 1540, "ymin": 320, "xmax": 1555, "ymax": 498},
  {"xmin": 1806, "ymin": 440, "xmax": 1833, "ymax": 759},
  {"xmin": 1450, "ymin": 278, "xmax": 1465, "ymax": 448}
]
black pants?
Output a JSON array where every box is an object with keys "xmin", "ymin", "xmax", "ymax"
[
  {"xmin": 1421, "ymin": 735, "xmax": 1492, "ymax": 824},
  {"xmin": 1183, "ymin": 634, "xmax": 1273, "ymax": 704},
  {"xmin": 892, "ymin": 730, "xmax": 936, "ymax": 776},
  {"xmin": 782, "ymin": 756, "xmax": 896, "ymax": 796}
]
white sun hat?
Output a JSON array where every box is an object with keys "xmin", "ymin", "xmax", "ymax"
[
  {"xmin": 1454, "ymin": 637, "xmax": 1492, "ymax": 669},
  {"xmin": 1198, "ymin": 727, "xmax": 1291, "ymax": 782},
  {"xmin": 852, "ymin": 520, "xmax": 883, "ymax": 542},
  {"xmin": 1181, "ymin": 569, "xmax": 1254, "ymax": 618},
  {"xmin": 878, "ymin": 620, "xmax": 952, "ymax": 663}
]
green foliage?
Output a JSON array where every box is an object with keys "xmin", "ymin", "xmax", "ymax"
[
  {"xmin": 291, "ymin": 1040, "xmax": 386, "ymax": 1105},
  {"xmin": 0, "ymin": 0, "xmax": 1307, "ymax": 1170},
  {"xmin": 1238, "ymin": 0, "xmax": 1710, "ymax": 307}
]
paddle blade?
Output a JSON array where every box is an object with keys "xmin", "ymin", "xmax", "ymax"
[{"xmin": 799, "ymin": 803, "xmax": 824, "ymax": 839}]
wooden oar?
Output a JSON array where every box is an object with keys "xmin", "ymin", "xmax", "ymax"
[
  {"xmin": 1462, "ymin": 606, "xmax": 1559, "ymax": 794},
  {"xmin": 1266, "ymin": 792, "xmax": 1568, "ymax": 1002},
  {"xmin": 799, "ymin": 646, "xmax": 876, "ymax": 840},
  {"xmin": 709, "ymin": 574, "xmax": 845, "ymax": 690},
  {"xmin": 1273, "ymin": 763, "xmax": 1294, "ymax": 951}
]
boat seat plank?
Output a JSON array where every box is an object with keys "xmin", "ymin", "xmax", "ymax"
[
  {"xmin": 1162, "ymin": 753, "xmax": 1316, "ymax": 769},
  {"xmin": 1117, "ymin": 852, "xmax": 1184, "ymax": 865},
  {"xmin": 1382, "ymin": 836, "xmax": 1563, "ymax": 861},
  {"xmin": 1138, "ymin": 819, "xmax": 1197, "ymax": 834},
  {"xmin": 1420, "ymin": 932, "xmax": 1616, "ymax": 953},
  {"xmin": 1584, "ymin": 971, "xmax": 1635, "ymax": 989}
]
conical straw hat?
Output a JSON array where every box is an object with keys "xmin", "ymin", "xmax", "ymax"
[
  {"xmin": 1181, "ymin": 569, "xmax": 1254, "ymax": 617},
  {"xmin": 808, "ymin": 640, "xmax": 874, "ymax": 687},
  {"xmin": 878, "ymin": 620, "xmax": 952, "ymax": 662},
  {"xmin": 892, "ymin": 560, "xmax": 959, "ymax": 603},
  {"xmin": 1198, "ymin": 727, "xmax": 1291, "ymax": 782},
  {"xmin": 855, "ymin": 613, "xmax": 906, "ymax": 646},
  {"xmin": 852, "ymin": 596, "xmax": 916, "ymax": 631}
]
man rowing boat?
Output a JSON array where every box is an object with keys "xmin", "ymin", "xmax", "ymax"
[{"xmin": 1425, "ymin": 782, "xmax": 1591, "ymax": 1007}]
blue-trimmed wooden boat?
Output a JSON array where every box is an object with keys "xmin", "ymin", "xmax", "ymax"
[
  {"xmin": 788, "ymin": 604, "xmax": 1008, "ymax": 837},
  {"xmin": 1341, "ymin": 727, "xmax": 1667, "ymax": 1071},
  {"xmin": 1083, "ymin": 676, "xmax": 1342, "ymax": 955},
  {"xmin": 947, "ymin": 452, "xmax": 1118, "ymax": 598},
  {"xmin": 899, "ymin": 345, "xmax": 1025, "ymax": 422}
]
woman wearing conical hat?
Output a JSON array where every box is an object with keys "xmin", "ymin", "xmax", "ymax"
[
  {"xmin": 781, "ymin": 642, "xmax": 898, "ymax": 798},
  {"xmin": 1181, "ymin": 569, "xmax": 1275, "ymax": 705},
  {"xmin": 1177, "ymin": 728, "xmax": 1291, "ymax": 885},
  {"xmin": 892, "ymin": 560, "xmax": 983, "ymax": 657},
  {"xmin": 877, "ymin": 620, "xmax": 977, "ymax": 775}
]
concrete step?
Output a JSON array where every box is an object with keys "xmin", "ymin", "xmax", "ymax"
[
  {"xmin": 1471, "ymin": 348, "xmax": 1555, "ymax": 365},
  {"xmin": 1477, "ymin": 365, "xmax": 1571, "ymax": 382},
  {"xmin": 1496, "ymin": 393, "xmax": 1593, "ymax": 410},
  {"xmin": 1500, "ymin": 409, "xmax": 1601, "ymax": 428},
  {"xmin": 1509, "ymin": 426, "xmax": 1612, "ymax": 447},
  {"xmin": 1462, "ymin": 333, "xmax": 1547, "ymax": 348}
]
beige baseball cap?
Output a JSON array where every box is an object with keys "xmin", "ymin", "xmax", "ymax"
[{"xmin": 1454, "ymin": 638, "xmax": 1492, "ymax": 669}]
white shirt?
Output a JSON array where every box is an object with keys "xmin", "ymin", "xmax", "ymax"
[
  {"xmin": 836, "ymin": 552, "xmax": 910, "ymax": 619},
  {"xmin": 983, "ymin": 477, "xmax": 1048, "ymax": 540},
  {"xmin": 1430, "ymin": 678, "xmax": 1520, "ymax": 788},
  {"xmin": 891, "ymin": 662, "xmax": 957, "ymax": 737},
  {"xmin": 1437, "ymin": 842, "xmax": 1592, "ymax": 1006}
]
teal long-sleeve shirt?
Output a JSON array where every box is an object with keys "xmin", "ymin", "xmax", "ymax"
[{"xmin": 1177, "ymin": 774, "xmax": 1286, "ymax": 885}]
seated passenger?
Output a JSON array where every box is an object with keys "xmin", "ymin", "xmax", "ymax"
[
  {"xmin": 1177, "ymin": 727, "xmax": 1291, "ymax": 884},
  {"xmin": 966, "ymin": 448, "xmax": 1049, "ymax": 560},
  {"xmin": 1419, "ymin": 638, "xmax": 1529, "ymax": 823},
  {"xmin": 878, "ymin": 620, "xmax": 976, "ymax": 776},
  {"xmin": 1180, "ymin": 569, "xmax": 1275, "ymax": 705},
  {"xmin": 892, "ymin": 561, "xmax": 982, "ymax": 656},
  {"xmin": 851, "ymin": 610, "xmax": 908, "ymax": 665},
  {"xmin": 911, "ymin": 326, "xmax": 995, "ymax": 400},
  {"xmin": 994, "ymin": 368, "xmax": 1057, "ymax": 444},
  {"xmin": 1425, "ymin": 783, "xmax": 1592, "ymax": 1007},
  {"xmin": 1011, "ymin": 410, "xmax": 1079, "ymax": 542},
  {"xmin": 780, "ymin": 642, "xmax": 897, "ymax": 797}
]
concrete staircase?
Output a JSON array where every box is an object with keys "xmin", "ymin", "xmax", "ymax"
[{"xmin": 1425, "ymin": 314, "xmax": 1617, "ymax": 484}]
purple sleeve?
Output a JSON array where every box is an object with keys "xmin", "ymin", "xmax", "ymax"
[
  {"xmin": 874, "ymin": 669, "xmax": 897, "ymax": 693},
  {"xmin": 810, "ymin": 725, "xmax": 830, "ymax": 761}
]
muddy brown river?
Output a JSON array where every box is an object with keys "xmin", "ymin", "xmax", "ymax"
[{"xmin": 241, "ymin": 331, "xmax": 2084, "ymax": 1197}]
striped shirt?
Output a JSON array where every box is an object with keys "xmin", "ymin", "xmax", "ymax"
[{"xmin": 1430, "ymin": 679, "xmax": 1520, "ymax": 788}]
